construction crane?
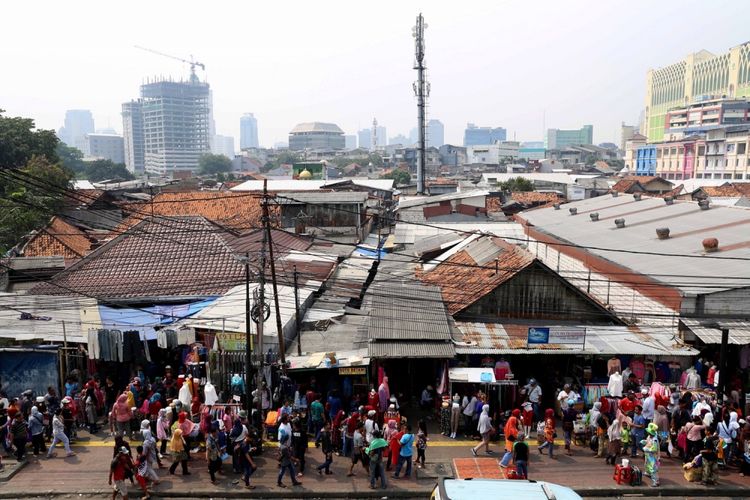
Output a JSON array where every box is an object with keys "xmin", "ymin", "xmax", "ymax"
[{"xmin": 134, "ymin": 45, "xmax": 205, "ymax": 83}]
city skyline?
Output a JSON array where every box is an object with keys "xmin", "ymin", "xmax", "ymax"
[{"xmin": 2, "ymin": 1, "xmax": 750, "ymax": 149}]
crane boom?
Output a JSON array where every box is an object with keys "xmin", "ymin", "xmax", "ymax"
[{"xmin": 134, "ymin": 45, "xmax": 205, "ymax": 82}]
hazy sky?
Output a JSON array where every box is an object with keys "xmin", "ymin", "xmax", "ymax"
[{"xmin": 2, "ymin": 0, "xmax": 750, "ymax": 148}]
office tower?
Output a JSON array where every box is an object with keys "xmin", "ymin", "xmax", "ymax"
[
  {"xmin": 427, "ymin": 119, "xmax": 444, "ymax": 148},
  {"xmin": 288, "ymin": 122, "xmax": 345, "ymax": 150},
  {"xmin": 240, "ymin": 113, "xmax": 259, "ymax": 149},
  {"xmin": 122, "ymin": 77, "xmax": 211, "ymax": 176},
  {"xmin": 121, "ymin": 100, "xmax": 145, "ymax": 173},
  {"xmin": 463, "ymin": 123, "xmax": 507, "ymax": 146},
  {"xmin": 84, "ymin": 133, "xmax": 125, "ymax": 164},
  {"xmin": 212, "ymin": 134, "xmax": 235, "ymax": 159},
  {"xmin": 58, "ymin": 109, "xmax": 95, "ymax": 151},
  {"xmin": 358, "ymin": 128, "xmax": 372, "ymax": 150},
  {"xmin": 644, "ymin": 41, "xmax": 750, "ymax": 142},
  {"xmin": 344, "ymin": 135, "xmax": 357, "ymax": 149},
  {"xmin": 545, "ymin": 125, "xmax": 593, "ymax": 149}
]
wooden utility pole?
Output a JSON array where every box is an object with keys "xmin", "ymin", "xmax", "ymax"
[
  {"xmin": 244, "ymin": 252, "xmax": 252, "ymax": 413},
  {"xmin": 263, "ymin": 184, "xmax": 286, "ymax": 365},
  {"xmin": 294, "ymin": 266, "xmax": 301, "ymax": 357}
]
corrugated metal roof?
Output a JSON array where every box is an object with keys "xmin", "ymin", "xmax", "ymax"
[
  {"xmin": 366, "ymin": 282, "xmax": 452, "ymax": 340},
  {"xmin": 275, "ymin": 191, "xmax": 368, "ymax": 204},
  {"xmin": 368, "ymin": 341, "xmax": 456, "ymax": 358},
  {"xmin": 520, "ymin": 194, "xmax": 750, "ymax": 296},
  {"xmin": 393, "ymin": 222, "xmax": 525, "ymax": 245},
  {"xmin": 454, "ymin": 321, "xmax": 697, "ymax": 356},
  {"xmin": 398, "ymin": 190, "xmax": 490, "ymax": 209},
  {"xmin": 412, "ymin": 233, "xmax": 464, "ymax": 257},
  {"xmin": 232, "ymin": 178, "xmax": 393, "ymax": 193},
  {"xmin": 0, "ymin": 294, "xmax": 100, "ymax": 343},
  {"xmin": 681, "ymin": 318, "xmax": 750, "ymax": 345}
]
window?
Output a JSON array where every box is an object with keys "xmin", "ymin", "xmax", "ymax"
[
  {"xmin": 671, "ymin": 147, "xmax": 677, "ymax": 155},
  {"xmin": 727, "ymin": 143, "xmax": 736, "ymax": 153},
  {"xmin": 696, "ymin": 173, "xmax": 704, "ymax": 179},
  {"xmin": 735, "ymin": 173, "xmax": 744, "ymax": 179},
  {"xmin": 698, "ymin": 145, "xmax": 705, "ymax": 155},
  {"xmin": 678, "ymin": 147, "xmax": 684, "ymax": 154},
  {"xmin": 724, "ymin": 173, "xmax": 732, "ymax": 179},
  {"xmin": 739, "ymin": 143, "xmax": 747, "ymax": 154},
  {"xmin": 656, "ymin": 149, "xmax": 662, "ymax": 158}
]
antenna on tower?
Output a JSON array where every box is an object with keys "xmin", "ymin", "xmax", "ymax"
[{"xmin": 413, "ymin": 12, "xmax": 428, "ymax": 195}]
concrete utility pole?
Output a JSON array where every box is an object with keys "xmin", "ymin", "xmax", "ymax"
[
  {"xmin": 244, "ymin": 252, "xmax": 252, "ymax": 413},
  {"xmin": 717, "ymin": 327, "xmax": 729, "ymax": 404},
  {"xmin": 413, "ymin": 12, "xmax": 429, "ymax": 195},
  {"xmin": 264, "ymin": 185, "xmax": 286, "ymax": 367},
  {"xmin": 294, "ymin": 266, "xmax": 302, "ymax": 357}
]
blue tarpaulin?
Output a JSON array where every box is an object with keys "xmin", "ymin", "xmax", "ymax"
[
  {"xmin": 0, "ymin": 349, "xmax": 60, "ymax": 398},
  {"xmin": 98, "ymin": 298, "xmax": 216, "ymax": 340}
]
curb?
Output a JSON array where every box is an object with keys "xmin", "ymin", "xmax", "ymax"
[
  {"xmin": 576, "ymin": 484, "xmax": 749, "ymax": 497},
  {"xmin": 0, "ymin": 460, "xmax": 27, "ymax": 483}
]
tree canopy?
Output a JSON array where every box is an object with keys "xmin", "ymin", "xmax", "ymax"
[
  {"xmin": 0, "ymin": 109, "xmax": 59, "ymax": 168},
  {"xmin": 498, "ymin": 177, "xmax": 534, "ymax": 192},
  {"xmin": 199, "ymin": 153, "xmax": 233, "ymax": 175},
  {"xmin": 56, "ymin": 142, "xmax": 86, "ymax": 175},
  {"xmin": 380, "ymin": 169, "xmax": 411, "ymax": 186},
  {"xmin": 82, "ymin": 159, "xmax": 134, "ymax": 182}
]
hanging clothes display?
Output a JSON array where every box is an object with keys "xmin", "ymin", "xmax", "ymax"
[
  {"xmin": 204, "ymin": 382, "xmax": 219, "ymax": 406},
  {"xmin": 607, "ymin": 357, "xmax": 622, "ymax": 376},
  {"xmin": 607, "ymin": 372, "xmax": 623, "ymax": 397}
]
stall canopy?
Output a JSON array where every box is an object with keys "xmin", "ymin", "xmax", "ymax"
[
  {"xmin": 0, "ymin": 294, "xmax": 100, "ymax": 343},
  {"xmin": 286, "ymin": 348, "xmax": 370, "ymax": 371},
  {"xmin": 454, "ymin": 322, "xmax": 698, "ymax": 356},
  {"xmin": 449, "ymin": 367, "xmax": 497, "ymax": 384},
  {"xmin": 681, "ymin": 318, "xmax": 750, "ymax": 345},
  {"xmin": 98, "ymin": 298, "xmax": 216, "ymax": 340}
]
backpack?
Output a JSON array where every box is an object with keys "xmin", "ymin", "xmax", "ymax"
[{"xmin": 630, "ymin": 465, "xmax": 642, "ymax": 486}]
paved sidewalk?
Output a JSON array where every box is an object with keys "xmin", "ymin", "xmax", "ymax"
[{"xmin": 2, "ymin": 432, "xmax": 750, "ymax": 498}]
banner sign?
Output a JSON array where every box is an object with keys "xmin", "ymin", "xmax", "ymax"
[
  {"xmin": 217, "ymin": 332, "xmax": 253, "ymax": 351},
  {"xmin": 527, "ymin": 327, "xmax": 585, "ymax": 345},
  {"xmin": 339, "ymin": 367, "xmax": 367, "ymax": 376}
]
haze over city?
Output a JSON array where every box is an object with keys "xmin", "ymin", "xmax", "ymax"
[{"xmin": 3, "ymin": 0, "xmax": 750, "ymax": 146}]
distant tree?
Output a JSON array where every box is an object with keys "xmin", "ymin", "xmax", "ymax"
[
  {"xmin": 0, "ymin": 109, "xmax": 59, "ymax": 168},
  {"xmin": 381, "ymin": 169, "xmax": 411, "ymax": 186},
  {"xmin": 199, "ymin": 153, "xmax": 233, "ymax": 175},
  {"xmin": 83, "ymin": 160, "xmax": 134, "ymax": 182},
  {"xmin": 499, "ymin": 177, "xmax": 534, "ymax": 192},
  {"xmin": 56, "ymin": 143, "xmax": 86, "ymax": 175},
  {"xmin": 0, "ymin": 156, "xmax": 73, "ymax": 253}
]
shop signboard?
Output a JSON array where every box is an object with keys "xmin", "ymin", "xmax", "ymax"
[
  {"xmin": 527, "ymin": 327, "xmax": 585, "ymax": 345},
  {"xmin": 216, "ymin": 332, "xmax": 253, "ymax": 351},
  {"xmin": 339, "ymin": 366, "xmax": 367, "ymax": 376}
]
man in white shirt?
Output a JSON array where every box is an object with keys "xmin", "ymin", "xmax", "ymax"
[
  {"xmin": 462, "ymin": 394, "xmax": 478, "ymax": 437},
  {"xmin": 525, "ymin": 379, "xmax": 543, "ymax": 422},
  {"xmin": 557, "ymin": 384, "xmax": 571, "ymax": 413},
  {"xmin": 640, "ymin": 388, "xmax": 655, "ymax": 425}
]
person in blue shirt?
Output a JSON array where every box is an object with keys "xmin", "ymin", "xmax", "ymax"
[
  {"xmin": 631, "ymin": 405, "xmax": 646, "ymax": 457},
  {"xmin": 327, "ymin": 390, "xmax": 342, "ymax": 423},
  {"xmin": 393, "ymin": 424, "xmax": 414, "ymax": 479}
]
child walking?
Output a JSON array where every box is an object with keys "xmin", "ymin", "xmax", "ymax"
[{"xmin": 416, "ymin": 420, "xmax": 428, "ymax": 468}]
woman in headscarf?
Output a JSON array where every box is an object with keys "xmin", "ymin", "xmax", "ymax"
[
  {"xmin": 229, "ymin": 416, "xmax": 248, "ymax": 473},
  {"xmin": 156, "ymin": 408, "xmax": 171, "ymax": 457},
  {"xmin": 177, "ymin": 411, "xmax": 197, "ymax": 458},
  {"xmin": 148, "ymin": 393, "xmax": 162, "ymax": 421},
  {"xmin": 653, "ymin": 405, "xmax": 670, "ymax": 455},
  {"xmin": 537, "ymin": 408, "xmax": 556, "ymax": 458},
  {"xmin": 717, "ymin": 411, "xmax": 741, "ymax": 465},
  {"xmin": 606, "ymin": 410, "xmax": 628, "ymax": 465},
  {"xmin": 471, "ymin": 404, "xmax": 494, "ymax": 456},
  {"xmin": 168, "ymin": 428, "xmax": 189, "ymax": 475},
  {"xmin": 332, "ymin": 409, "xmax": 345, "ymax": 454},
  {"xmin": 112, "ymin": 394, "xmax": 132, "ymax": 437}
]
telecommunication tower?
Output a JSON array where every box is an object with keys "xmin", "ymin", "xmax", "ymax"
[{"xmin": 412, "ymin": 13, "xmax": 429, "ymax": 194}]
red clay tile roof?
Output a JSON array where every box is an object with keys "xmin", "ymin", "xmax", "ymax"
[
  {"xmin": 510, "ymin": 191, "xmax": 559, "ymax": 205},
  {"xmin": 702, "ymin": 183, "xmax": 750, "ymax": 197},
  {"xmin": 611, "ymin": 178, "xmax": 642, "ymax": 193},
  {"xmin": 22, "ymin": 217, "xmax": 92, "ymax": 260},
  {"xmin": 30, "ymin": 216, "xmax": 247, "ymax": 300},
  {"xmin": 486, "ymin": 197, "xmax": 503, "ymax": 212},
  {"xmin": 418, "ymin": 236, "xmax": 535, "ymax": 314},
  {"xmin": 118, "ymin": 191, "xmax": 273, "ymax": 233}
]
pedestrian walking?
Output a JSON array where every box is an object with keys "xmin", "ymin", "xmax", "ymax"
[
  {"xmin": 28, "ymin": 406, "xmax": 46, "ymax": 456},
  {"xmin": 316, "ymin": 421, "xmax": 334, "ymax": 475},
  {"xmin": 277, "ymin": 432, "xmax": 302, "ymax": 488},
  {"xmin": 291, "ymin": 418, "xmax": 308, "ymax": 477},
  {"xmin": 513, "ymin": 432, "xmax": 529, "ymax": 479},
  {"xmin": 642, "ymin": 423, "xmax": 660, "ymax": 487},
  {"xmin": 393, "ymin": 424, "xmax": 415, "ymax": 479},
  {"xmin": 156, "ymin": 409, "xmax": 170, "ymax": 457},
  {"xmin": 112, "ymin": 394, "xmax": 131, "ymax": 438},
  {"xmin": 537, "ymin": 409, "xmax": 556, "ymax": 458},
  {"xmin": 168, "ymin": 428, "xmax": 190, "ymax": 476},
  {"xmin": 416, "ymin": 420, "xmax": 428, "ymax": 468},
  {"xmin": 206, "ymin": 426, "xmax": 222, "ymax": 484},
  {"xmin": 461, "ymin": 392, "xmax": 478, "ymax": 438},
  {"xmin": 348, "ymin": 421, "xmax": 366, "ymax": 477},
  {"xmin": 109, "ymin": 446, "xmax": 134, "ymax": 500},
  {"xmin": 10, "ymin": 412, "xmax": 28, "ymax": 462},
  {"xmin": 562, "ymin": 401, "xmax": 577, "ymax": 456},
  {"xmin": 605, "ymin": 411, "xmax": 625, "ymax": 465},
  {"xmin": 238, "ymin": 434, "xmax": 257, "ymax": 489},
  {"xmin": 366, "ymin": 430, "xmax": 388, "ymax": 490},
  {"xmin": 471, "ymin": 405, "xmax": 494, "ymax": 456},
  {"xmin": 134, "ymin": 445, "xmax": 157, "ymax": 498},
  {"xmin": 47, "ymin": 409, "xmax": 75, "ymax": 458}
]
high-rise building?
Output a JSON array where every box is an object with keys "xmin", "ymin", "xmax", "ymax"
[
  {"xmin": 288, "ymin": 122, "xmax": 345, "ymax": 150},
  {"xmin": 463, "ymin": 123, "xmax": 507, "ymax": 146},
  {"xmin": 58, "ymin": 110, "xmax": 95, "ymax": 152},
  {"xmin": 358, "ymin": 128, "xmax": 371, "ymax": 150},
  {"xmin": 545, "ymin": 125, "xmax": 593, "ymax": 149},
  {"xmin": 240, "ymin": 113, "xmax": 259, "ymax": 149},
  {"xmin": 427, "ymin": 119, "xmax": 445, "ymax": 148},
  {"xmin": 621, "ymin": 122, "xmax": 638, "ymax": 150},
  {"xmin": 83, "ymin": 133, "xmax": 125, "ymax": 164},
  {"xmin": 644, "ymin": 41, "xmax": 750, "ymax": 142},
  {"xmin": 212, "ymin": 134, "xmax": 235, "ymax": 159},
  {"xmin": 389, "ymin": 134, "xmax": 411, "ymax": 146},
  {"xmin": 123, "ymin": 78, "xmax": 211, "ymax": 176},
  {"xmin": 344, "ymin": 135, "xmax": 357, "ymax": 149},
  {"xmin": 121, "ymin": 100, "xmax": 144, "ymax": 174}
]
